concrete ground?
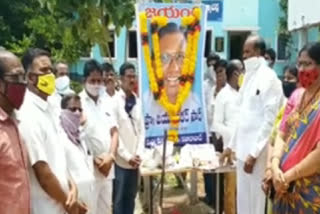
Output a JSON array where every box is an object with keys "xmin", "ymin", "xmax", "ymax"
[{"xmin": 134, "ymin": 173, "xmax": 215, "ymax": 214}]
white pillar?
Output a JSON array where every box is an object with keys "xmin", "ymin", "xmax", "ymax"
[{"xmin": 298, "ymin": 28, "xmax": 308, "ymax": 49}]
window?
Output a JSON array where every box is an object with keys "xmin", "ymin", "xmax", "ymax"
[
  {"xmin": 128, "ymin": 30, "xmax": 138, "ymax": 58},
  {"xmin": 204, "ymin": 30, "xmax": 212, "ymax": 57},
  {"xmin": 277, "ymin": 34, "xmax": 287, "ymax": 60},
  {"xmin": 215, "ymin": 37, "xmax": 224, "ymax": 53}
]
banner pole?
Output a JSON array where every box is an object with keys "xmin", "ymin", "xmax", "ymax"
[{"xmin": 159, "ymin": 130, "xmax": 168, "ymax": 212}]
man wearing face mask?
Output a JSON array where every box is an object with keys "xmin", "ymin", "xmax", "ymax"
[
  {"xmin": 0, "ymin": 50, "xmax": 30, "ymax": 214},
  {"xmin": 19, "ymin": 48, "xmax": 79, "ymax": 214},
  {"xmin": 54, "ymin": 62, "xmax": 74, "ymax": 95},
  {"xmin": 60, "ymin": 94, "xmax": 96, "ymax": 214},
  {"xmin": 79, "ymin": 59, "xmax": 119, "ymax": 214},
  {"xmin": 264, "ymin": 48, "xmax": 276, "ymax": 69},
  {"xmin": 49, "ymin": 61, "xmax": 75, "ymax": 115},
  {"xmin": 204, "ymin": 52, "xmax": 220, "ymax": 131},
  {"xmin": 228, "ymin": 35, "xmax": 283, "ymax": 214}
]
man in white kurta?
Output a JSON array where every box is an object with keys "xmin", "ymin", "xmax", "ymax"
[
  {"xmin": 228, "ymin": 35, "xmax": 283, "ymax": 214},
  {"xmin": 20, "ymin": 89, "xmax": 70, "ymax": 214},
  {"xmin": 19, "ymin": 49, "xmax": 78, "ymax": 214},
  {"xmin": 80, "ymin": 59, "xmax": 121, "ymax": 214},
  {"xmin": 80, "ymin": 87, "xmax": 118, "ymax": 214},
  {"xmin": 213, "ymin": 62, "xmax": 242, "ymax": 214}
]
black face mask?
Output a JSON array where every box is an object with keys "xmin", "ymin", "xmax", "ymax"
[{"xmin": 282, "ymin": 81, "xmax": 297, "ymax": 98}]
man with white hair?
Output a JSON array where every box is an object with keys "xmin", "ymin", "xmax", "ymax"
[{"xmin": 223, "ymin": 35, "xmax": 283, "ymax": 214}]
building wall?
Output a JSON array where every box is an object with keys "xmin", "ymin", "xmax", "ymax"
[{"xmin": 70, "ymin": 0, "xmax": 319, "ymax": 78}]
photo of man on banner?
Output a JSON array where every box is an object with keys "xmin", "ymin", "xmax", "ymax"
[{"xmin": 138, "ymin": 4, "xmax": 208, "ymax": 148}]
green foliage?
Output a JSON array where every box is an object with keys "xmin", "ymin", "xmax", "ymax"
[
  {"xmin": 70, "ymin": 80, "xmax": 83, "ymax": 94},
  {"xmin": 39, "ymin": 0, "xmax": 136, "ymax": 57},
  {"xmin": 278, "ymin": 0, "xmax": 292, "ymax": 59},
  {"xmin": 0, "ymin": 0, "xmax": 90, "ymax": 62},
  {"xmin": 0, "ymin": 0, "xmax": 136, "ymax": 62}
]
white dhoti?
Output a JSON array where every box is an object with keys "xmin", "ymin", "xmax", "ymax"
[
  {"xmin": 94, "ymin": 179, "xmax": 113, "ymax": 214},
  {"xmin": 236, "ymin": 151, "xmax": 267, "ymax": 214}
]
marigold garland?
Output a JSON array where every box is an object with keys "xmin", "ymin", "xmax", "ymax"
[{"xmin": 139, "ymin": 7, "xmax": 202, "ymax": 142}]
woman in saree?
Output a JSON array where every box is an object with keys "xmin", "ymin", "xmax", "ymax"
[
  {"xmin": 271, "ymin": 42, "xmax": 320, "ymax": 213},
  {"xmin": 262, "ymin": 65, "xmax": 301, "ymax": 214}
]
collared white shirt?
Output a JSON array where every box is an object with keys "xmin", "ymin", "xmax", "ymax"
[
  {"xmin": 18, "ymin": 90, "xmax": 69, "ymax": 214},
  {"xmin": 80, "ymin": 90, "xmax": 117, "ymax": 180},
  {"xmin": 229, "ymin": 57, "xmax": 283, "ymax": 161},
  {"xmin": 213, "ymin": 84, "xmax": 239, "ymax": 149},
  {"xmin": 48, "ymin": 92, "xmax": 63, "ymax": 117},
  {"xmin": 100, "ymin": 90, "xmax": 121, "ymax": 117},
  {"xmin": 63, "ymin": 134, "xmax": 96, "ymax": 214},
  {"xmin": 114, "ymin": 89, "xmax": 144, "ymax": 169},
  {"xmin": 204, "ymin": 79, "xmax": 216, "ymax": 133}
]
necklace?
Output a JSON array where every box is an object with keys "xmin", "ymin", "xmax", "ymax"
[{"xmin": 297, "ymin": 85, "xmax": 320, "ymax": 115}]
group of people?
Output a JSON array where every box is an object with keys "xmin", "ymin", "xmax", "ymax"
[
  {"xmin": 202, "ymin": 34, "xmax": 320, "ymax": 214},
  {"xmin": 1, "ymin": 33, "xmax": 320, "ymax": 214},
  {"xmin": 0, "ymin": 48, "xmax": 143, "ymax": 214}
]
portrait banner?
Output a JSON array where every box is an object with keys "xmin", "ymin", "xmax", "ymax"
[{"xmin": 137, "ymin": 3, "xmax": 208, "ymax": 148}]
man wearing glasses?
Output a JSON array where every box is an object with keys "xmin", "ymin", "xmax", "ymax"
[
  {"xmin": 142, "ymin": 22, "xmax": 201, "ymax": 142},
  {"xmin": 0, "ymin": 50, "xmax": 30, "ymax": 214}
]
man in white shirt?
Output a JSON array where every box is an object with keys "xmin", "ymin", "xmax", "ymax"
[
  {"xmin": 79, "ymin": 59, "xmax": 119, "ymax": 214},
  {"xmin": 60, "ymin": 94, "xmax": 96, "ymax": 214},
  {"xmin": 214, "ymin": 61, "xmax": 242, "ymax": 214},
  {"xmin": 48, "ymin": 61, "xmax": 74, "ymax": 115},
  {"xmin": 204, "ymin": 52, "xmax": 220, "ymax": 132},
  {"xmin": 113, "ymin": 62, "xmax": 144, "ymax": 214},
  {"xmin": 100, "ymin": 62, "xmax": 121, "ymax": 116},
  {"xmin": 226, "ymin": 35, "xmax": 283, "ymax": 214},
  {"xmin": 202, "ymin": 59, "xmax": 227, "ymax": 211},
  {"xmin": 19, "ymin": 48, "xmax": 82, "ymax": 214}
]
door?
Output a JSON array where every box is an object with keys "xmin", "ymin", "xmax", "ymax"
[{"xmin": 228, "ymin": 31, "xmax": 250, "ymax": 60}]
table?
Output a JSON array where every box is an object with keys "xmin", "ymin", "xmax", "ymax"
[
  {"xmin": 140, "ymin": 165, "xmax": 235, "ymax": 214},
  {"xmin": 141, "ymin": 167, "xmax": 194, "ymax": 214},
  {"xmin": 200, "ymin": 165, "xmax": 236, "ymax": 214}
]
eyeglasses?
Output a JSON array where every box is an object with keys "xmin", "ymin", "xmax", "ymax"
[
  {"xmin": 3, "ymin": 73, "xmax": 27, "ymax": 83},
  {"xmin": 68, "ymin": 107, "xmax": 83, "ymax": 113},
  {"xmin": 296, "ymin": 61, "xmax": 313, "ymax": 69},
  {"xmin": 160, "ymin": 52, "xmax": 185, "ymax": 66}
]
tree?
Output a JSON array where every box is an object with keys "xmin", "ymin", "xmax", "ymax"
[
  {"xmin": 0, "ymin": 0, "xmax": 136, "ymax": 62},
  {"xmin": 0, "ymin": 0, "xmax": 91, "ymax": 62},
  {"xmin": 37, "ymin": 0, "xmax": 136, "ymax": 62},
  {"xmin": 278, "ymin": 0, "xmax": 292, "ymax": 59}
]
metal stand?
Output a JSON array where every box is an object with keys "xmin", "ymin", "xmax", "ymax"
[{"xmin": 159, "ymin": 130, "xmax": 168, "ymax": 213}]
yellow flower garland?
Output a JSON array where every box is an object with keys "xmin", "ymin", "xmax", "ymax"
[{"xmin": 139, "ymin": 7, "xmax": 202, "ymax": 142}]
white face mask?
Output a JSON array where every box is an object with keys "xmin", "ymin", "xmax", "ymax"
[
  {"xmin": 244, "ymin": 57, "xmax": 260, "ymax": 72},
  {"xmin": 55, "ymin": 76, "xmax": 70, "ymax": 93},
  {"xmin": 99, "ymin": 85, "xmax": 106, "ymax": 95},
  {"xmin": 85, "ymin": 83, "xmax": 101, "ymax": 97}
]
